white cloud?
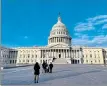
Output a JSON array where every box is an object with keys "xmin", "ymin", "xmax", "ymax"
[
  {"xmin": 91, "ymin": 35, "xmax": 107, "ymax": 44},
  {"xmin": 81, "ymin": 34, "xmax": 89, "ymax": 39},
  {"xmin": 74, "ymin": 15, "xmax": 107, "ymax": 32},
  {"xmin": 87, "ymin": 15, "xmax": 107, "ymax": 22},
  {"xmin": 74, "ymin": 22, "xmax": 94, "ymax": 32},
  {"xmin": 74, "ymin": 33, "xmax": 82, "ymax": 37},
  {"xmin": 94, "ymin": 19, "xmax": 107, "ymax": 25},
  {"xmin": 72, "ymin": 38, "xmax": 89, "ymax": 45},
  {"xmin": 72, "ymin": 35, "xmax": 107, "ymax": 47}
]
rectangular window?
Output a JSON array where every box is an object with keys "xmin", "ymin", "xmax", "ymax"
[
  {"xmin": 15, "ymin": 60, "xmax": 17, "ymax": 63},
  {"xmin": 10, "ymin": 60, "xmax": 12, "ymax": 64},
  {"xmin": 19, "ymin": 60, "xmax": 21, "ymax": 62},
  {"xmin": 95, "ymin": 55, "xmax": 96, "ymax": 58},
  {"xmin": 23, "ymin": 55, "xmax": 25, "ymax": 58},
  {"xmin": 90, "ymin": 54, "xmax": 92, "ymax": 58},
  {"xmin": 32, "ymin": 55, "xmax": 34, "ymax": 58},
  {"xmin": 91, "ymin": 61, "xmax": 93, "ymax": 64},
  {"xmin": 28, "ymin": 54, "xmax": 30, "ymax": 58},
  {"xmin": 86, "ymin": 55, "xmax": 87, "ymax": 57}
]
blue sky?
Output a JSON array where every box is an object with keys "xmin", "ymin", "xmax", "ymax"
[{"xmin": 2, "ymin": 0, "xmax": 107, "ymax": 47}]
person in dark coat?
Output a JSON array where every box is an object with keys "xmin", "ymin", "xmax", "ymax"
[
  {"xmin": 42, "ymin": 61, "xmax": 46, "ymax": 73},
  {"xmin": 43, "ymin": 61, "xmax": 48, "ymax": 73},
  {"xmin": 34, "ymin": 62, "xmax": 40, "ymax": 83},
  {"xmin": 45, "ymin": 61, "xmax": 49, "ymax": 73},
  {"xmin": 49, "ymin": 62, "xmax": 53, "ymax": 73}
]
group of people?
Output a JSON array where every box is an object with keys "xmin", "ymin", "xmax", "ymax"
[
  {"xmin": 33, "ymin": 61, "xmax": 53, "ymax": 83},
  {"xmin": 42, "ymin": 61, "xmax": 53, "ymax": 73}
]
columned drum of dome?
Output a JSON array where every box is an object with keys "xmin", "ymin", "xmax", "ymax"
[{"xmin": 48, "ymin": 15, "xmax": 72, "ymax": 46}]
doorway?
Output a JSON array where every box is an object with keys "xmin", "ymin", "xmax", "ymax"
[{"xmin": 59, "ymin": 54, "xmax": 61, "ymax": 58}]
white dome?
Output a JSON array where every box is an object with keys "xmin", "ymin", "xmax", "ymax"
[
  {"xmin": 50, "ymin": 16, "xmax": 70, "ymax": 37},
  {"xmin": 48, "ymin": 15, "xmax": 72, "ymax": 46},
  {"xmin": 52, "ymin": 17, "xmax": 66, "ymax": 31}
]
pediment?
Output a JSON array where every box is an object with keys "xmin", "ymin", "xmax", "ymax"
[{"xmin": 48, "ymin": 44, "xmax": 69, "ymax": 48}]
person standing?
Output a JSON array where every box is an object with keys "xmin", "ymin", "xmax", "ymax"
[
  {"xmin": 34, "ymin": 62, "xmax": 40, "ymax": 83},
  {"xmin": 45, "ymin": 61, "xmax": 48, "ymax": 73},
  {"xmin": 42, "ymin": 61, "xmax": 46, "ymax": 73},
  {"xmin": 49, "ymin": 62, "xmax": 53, "ymax": 73}
]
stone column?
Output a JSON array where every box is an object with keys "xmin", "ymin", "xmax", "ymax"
[
  {"xmin": 51, "ymin": 49, "xmax": 53, "ymax": 58},
  {"xmin": 72, "ymin": 50, "xmax": 74, "ymax": 58},
  {"xmin": 50, "ymin": 49, "xmax": 51, "ymax": 58},
  {"xmin": 78, "ymin": 50, "xmax": 80, "ymax": 64},
  {"xmin": 74, "ymin": 50, "xmax": 75, "ymax": 64},
  {"xmin": 53, "ymin": 49, "xmax": 55, "ymax": 57},
  {"xmin": 49, "ymin": 49, "xmax": 50, "ymax": 58},
  {"xmin": 78, "ymin": 49, "xmax": 81, "ymax": 64},
  {"xmin": 64, "ymin": 49, "xmax": 66, "ymax": 58},
  {"xmin": 55, "ymin": 49, "xmax": 56, "ymax": 58},
  {"xmin": 80, "ymin": 48, "xmax": 83, "ymax": 64},
  {"xmin": 47, "ymin": 50, "xmax": 49, "ymax": 63},
  {"xmin": 52, "ymin": 49, "xmax": 53, "ymax": 58},
  {"xmin": 69, "ymin": 49, "xmax": 70, "ymax": 58},
  {"xmin": 66, "ymin": 49, "xmax": 67, "ymax": 58},
  {"xmin": 41, "ymin": 50, "xmax": 43, "ymax": 63},
  {"xmin": 53, "ymin": 38, "xmax": 54, "ymax": 43},
  {"xmin": 62, "ymin": 49, "xmax": 64, "ymax": 58}
]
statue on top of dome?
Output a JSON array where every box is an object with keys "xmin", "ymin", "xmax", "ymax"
[{"xmin": 58, "ymin": 12, "xmax": 62, "ymax": 23}]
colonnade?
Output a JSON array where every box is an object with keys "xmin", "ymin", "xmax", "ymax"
[
  {"xmin": 48, "ymin": 37, "xmax": 71, "ymax": 44},
  {"xmin": 41, "ymin": 48, "xmax": 83, "ymax": 64}
]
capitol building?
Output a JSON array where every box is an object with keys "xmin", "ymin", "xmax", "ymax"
[{"xmin": 0, "ymin": 15, "xmax": 107, "ymax": 68}]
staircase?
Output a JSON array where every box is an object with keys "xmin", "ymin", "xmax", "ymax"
[{"xmin": 53, "ymin": 58, "xmax": 68, "ymax": 64}]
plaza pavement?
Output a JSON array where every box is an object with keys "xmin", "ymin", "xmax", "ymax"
[{"xmin": 1, "ymin": 64, "xmax": 107, "ymax": 86}]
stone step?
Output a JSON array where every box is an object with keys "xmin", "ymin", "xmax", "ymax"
[{"xmin": 53, "ymin": 58, "xmax": 68, "ymax": 64}]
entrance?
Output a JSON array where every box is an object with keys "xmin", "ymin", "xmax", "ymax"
[
  {"xmin": 59, "ymin": 54, "xmax": 61, "ymax": 58},
  {"xmin": 71, "ymin": 59, "xmax": 79, "ymax": 64}
]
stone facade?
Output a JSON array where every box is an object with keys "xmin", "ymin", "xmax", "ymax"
[
  {"xmin": 83, "ymin": 47, "xmax": 104, "ymax": 64},
  {"xmin": 0, "ymin": 46, "xmax": 17, "ymax": 68},
  {"xmin": 1, "ymin": 15, "xmax": 107, "ymax": 67}
]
